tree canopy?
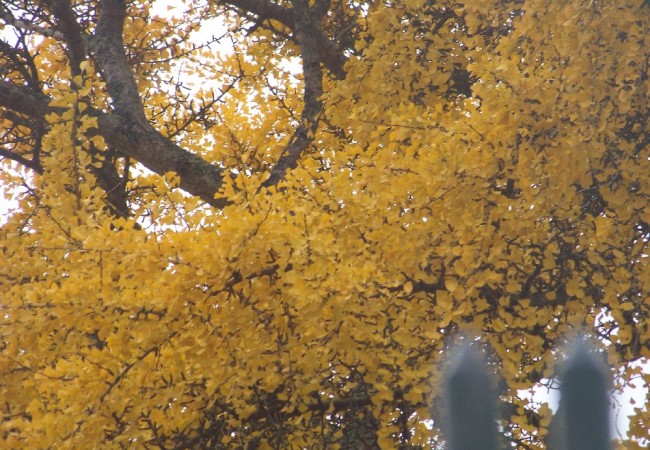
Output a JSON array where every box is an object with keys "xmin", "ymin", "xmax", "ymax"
[{"xmin": 1, "ymin": 0, "xmax": 648, "ymax": 448}]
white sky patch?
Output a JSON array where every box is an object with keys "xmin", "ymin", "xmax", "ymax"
[{"xmin": 0, "ymin": 190, "xmax": 15, "ymax": 225}]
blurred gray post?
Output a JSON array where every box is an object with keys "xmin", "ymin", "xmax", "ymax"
[
  {"xmin": 558, "ymin": 340, "xmax": 611, "ymax": 450},
  {"xmin": 444, "ymin": 345, "xmax": 498, "ymax": 450}
]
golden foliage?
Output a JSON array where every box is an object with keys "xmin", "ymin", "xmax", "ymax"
[{"xmin": 1, "ymin": 0, "xmax": 648, "ymax": 448}]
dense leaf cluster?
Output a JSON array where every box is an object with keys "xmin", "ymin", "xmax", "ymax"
[{"xmin": 1, "ymin": 0, "xmax": 648, "ymax": 448}]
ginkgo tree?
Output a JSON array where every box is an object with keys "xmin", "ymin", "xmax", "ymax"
[{"xmin": 1, "ymin": 0, "xmax": 648, "ymax": 448}]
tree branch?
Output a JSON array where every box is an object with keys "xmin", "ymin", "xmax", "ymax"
[
  {"xmin": 0, "ymin": 80, "xmax": 55, "ymax": 120},
  {"xmin": 222, "ymin": 0, "xmax": 347, "ymax": 79},
  {"xmin": 89, "ymin": 0, "xmax": 227, "ymax": 208},
  {"xmin": 93, "ymin": 113, "xmax": 229, "ymax": 208},
  {"xmin": 261, "ymin": 0, "xmax": 324, "ymax": 187},
  {"xmin": 93, "ymin": 0, "xmax": 147, "ymax": 125},
  {"xmin": 0, "ymin": 40, "xmax": 40, "ymax": 88},
  {"xmin": 224, "ymin": 0, "xmax": 295, "ymax": 28},
  {"xmin": 0, "ymin": 80, "xmax": 228, "ymax": 209},
  {"xmin": 0, "ymin": 6, "xmax": 64, "ymax": 40},
  {"xmin": 3, "ymin": 0, "xmax": 347, "ymax": 205},
  {"xmin": 45, "ymin": 0, "xmax": 88, "ymax": 75},
  {"xmin": 0, "ymin": 147, "xmax": 43, "ymax": 173}
]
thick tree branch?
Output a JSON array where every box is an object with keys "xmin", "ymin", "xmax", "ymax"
[
  {"xmin": 0, "ymin": 80, "xmax": 55, "ymax": 120},
  {"xmin": 262, "ymin": 0, "xmax": 324, "ymax": 187},
  {"xmin": 223, "ymin": 0, "xmax": 352, "ymax": 186},
  {"xmin": 90, "ymin": 0, "xmax": 227, "ymax": 208},
  {"xmin": 0, "ymin": 80, "xmax": 228, "ymax": 209},
  {"xmin": 0, "ymin": 6, "xmax": 64, "ymax": 40},
  {"xmin": 0, "ymin": 82, "xmax": 130, "ymax": 216},
  {"xmin": 312, "ymin": 0, "xmax": 332, "ymax": 19},
  {"xmin": 222, "ymin": 0, "xmax": 347, "ymax": 79},
  {"xmin": 93, "ymin": 113, "xmax": 229, "ymax": 208},
  {"xmin": 0, "ymin": 40, "xmax": 40, "ymax": 88},
  {"xmin": 93, "ymin": 0, "xmax": 148, "ymax": 125},
  {"xmin": 224, "ymin": 0, "xmax": 295, "ymax": 28},
  {"xmin": 45, "ymin": 0, "xmax": 88, "ymax": 75},
  {"xmin": 3, "ymin": 0, "xmax": 346, "ymax": 204},
  {"xmin": 0, "ymin": 147, "xmax": 43, "ymax": 173}
]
